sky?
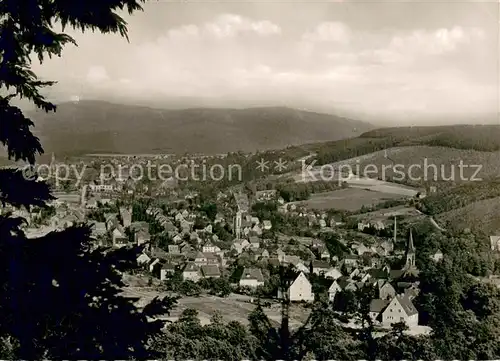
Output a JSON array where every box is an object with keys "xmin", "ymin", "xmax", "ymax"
[{"xmin": 28, "ymin": 0, "xmax": 499, "ymax": 124}]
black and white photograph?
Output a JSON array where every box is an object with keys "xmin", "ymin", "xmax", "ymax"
[{"xmin": 0, "ymin": 0, "xmax": 499, "ymax": 359}]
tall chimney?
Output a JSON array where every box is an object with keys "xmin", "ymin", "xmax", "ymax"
[{"xmin": 393, "ymin": 216, "xmax": 397, "ymax": 242}]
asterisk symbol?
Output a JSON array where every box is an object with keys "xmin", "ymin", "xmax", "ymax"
[
  {"xmin": 256, "ymin": 158, "xmax": 269, "ymax": 172},
  {"xmin": 274, "ymin": 158, "xmax": 288, "ymax": 172}
]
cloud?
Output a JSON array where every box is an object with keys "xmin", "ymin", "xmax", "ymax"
[
  {"xmin": 301, "ymin": 22, "xmax": 351, "ymax": 43},
  {"xmin": 388, "ymin": 26, "xmax": 484, "ymax": 56},
  {"xmin": 167, "ymin": 14, "xmax": 281, "ymax": 41},
  {"xmin": 33, "ymin": 14, "xmax": 494, "ymax": 120},
  {"xmin": 86, "ymin": 65, "xmax": 109, "ymax": 84}
]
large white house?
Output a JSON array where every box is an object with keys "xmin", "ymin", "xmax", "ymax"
[
  {"xmin": 381, "ymin": 295, "xmax": 419, "ymax": 327},
  {"xmin": 279, "ymin": 272, "xmax": 314, "ymax": 302}
]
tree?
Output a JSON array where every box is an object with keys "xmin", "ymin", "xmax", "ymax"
[{"xmin": 0, "ymin": 0, "xmax": 176, "ymax": 359}]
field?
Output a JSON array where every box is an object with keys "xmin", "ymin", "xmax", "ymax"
[
  {"xmin": 333, "ymin": 146, "xmax": 500, "ymax": 186},
  {"xmin": 291, "ymin": 188, "xmax": 404, "ymax": 211},
  {"xmin": 121, "ymin": 286, "xmax": 310, "ymax": 328},
  {"xmin": 348, "ymin": 206, "xmax": 421, "ymax": 221}
]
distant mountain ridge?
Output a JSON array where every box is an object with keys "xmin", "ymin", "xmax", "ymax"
[{"xmin": 27, "ymin": 100, "xmax": 374, "ymax": 155}]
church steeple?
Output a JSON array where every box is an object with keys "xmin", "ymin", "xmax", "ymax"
[{"xmin": 405, "ymin": 229, "xmax": 416, "ymax": 269}]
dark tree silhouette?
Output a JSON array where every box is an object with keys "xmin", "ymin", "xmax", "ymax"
[{"xmin": 0, "ymin": 0, "xmax": 177, "ymax": 359}]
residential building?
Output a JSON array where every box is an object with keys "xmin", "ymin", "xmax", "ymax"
[
  {"xmin": 262, "ymin": 220, "xmax": 272, "ymax": 230},
  {"xmin": 311, "ymin": 260, "xmax": 330, "ymax": 275},
  {"xmin": 279, "ymin": 272, "xmax": 314, "ymax": 302},
  {"xmin": 112, "ymin": 227, "xmax": 128, "ymax": 247},
  {"xmin": 239, "ymin": 268, "xmax": 265, "ymax": 288},
  {"xmin": 202, "ymin": 242, "xmax": 220, "ymax": 253},
  {"xmin": 381, "ymin": 295, "xmax": 419, "ymax": 327},
  {"xmin": 119, "ymin": 207, "xmax": 132, "ymax": 227},
  {"xmin": 160, "ymin": 263, "xmax": 176, "ymax": 281},
  {"xmin": 182, "ymin": 262, "xmax": 200, "ymax": 282},
  {"xmin": 378, "ymin": 280, "xmax": 397, "ymax": 300},
  {"xmin": 200, "ymin": 265, "xmax": 221, "ymax": 279},
  {"xmin": 137, "ymin": 252, "xmax": 152, "ymax": 266},
  {"xmin": 324, "ymin": 267, "xmax": 342, "ymax": 280},
  {"xmin": 430, "ymin": 249, "xmax": 443, "ymax": 262},
  {"xmin": 369, "ymin": 299, "xmax": 390, "ymax": 322},
  {"xmin": 328, "ymin": 280, "xmax": 342, "ymax": 301},
  {"xmin": 490, "ymin": 235, "xmax": 500, "ymax": 251}
]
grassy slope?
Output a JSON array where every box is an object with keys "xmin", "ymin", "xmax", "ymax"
[
  {"xmin": 291, "ymin": 125, "xmax": 500, "ymax": 166},
  {"xmin": 317, "ymin": 145, "xmax": 500, "ymax": 188},
  {"xmin": 436, "ymin": 197, "xmax": 500, "ymax": 234}
]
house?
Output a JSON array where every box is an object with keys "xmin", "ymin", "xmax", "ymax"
[
  {"xmin": 202, "ymin": 242, "xmax": 221, "ymax": 253},
  {"xmin": 278, "ymin": 272, "xmax": 314, "ymax": 302},
  {"xmin": 311, "ymin": 260, "xmax": 331, "ymax": 275},
  {"xmin": 119, "ymin": 207, "xmax": 132, "ymax": 227},
  {"xmin": 337, "ymin": 277, "xmax": 357, "ymax": 292},
  {"xmin": 255, "ymin": 189, "xmax": 276, "ymax": 201},
  {"xmin": 262, "ymin": 220, "xmax": 272, "ymax": 230},
  {"xmin": 430, "ymin": 249, "xmax": 443, "ymax": 262},
  {"xmin": 88, "ymin": 180, "xmax": 114, "ymax": 192},
  {"xmin": 191, "ymin": 252, "xmax": 207, "ymax": 266},
  {"xmin": 343, "ymin": 254, "xmax": 359, "ymax": 266},
  {"xmin": 353, "ymin": 244, "xmax": 371, "ymax": 256},
  {"xmin": 378, "ymin": 280, "xmax": 397, "ymax": 300},
  {"xmin": 90, "ymin": 221, "xmax": 107, "ymax": 238},
  {"xmin": 112, "ymin": 227, "xmax": 128, "ymax": 247},
  {"xmin": 369, "ymin": 299, "xmax": 390, "ymax": 322},
  {"xmin": 320, "ymin": 249, "xmax": 331, "ymax": 260},
  {"xmin": 168, "ymin": 245, "xmax": 180, "ymax": 254},
  {"xmin": 200, "ymin": 265, "xmax": 221, "ymax": 279},
  {"xmin": 324, "ymin": 268, "xmax": 342, "ymax": 280},
  {"xmin": 160, "ymin": 263, "xmax": 176, "ymax": 281},
  {"xmin": 381, "ymin": 240, "xmax": 394, "ymax": 254},
  {"xmin": 182, "ymin": 262, "xmax": 200, "ymax": 282},
  {"xmin": 328, "ymin": 280, "xmax": 342, "ymax": 301},
  {"xmin": 248, "ymin": 236, "xmax": 260, "ymax": 249},
  {"xmin": 295, "ymin": 262, "xmax": 310, "ymax": 274},
  {"xmin": 137, "ymin": 252, "xmax": 152, "ymax": 266},
  {"xmin": 490, "ymin": 235, "xmax": 500, "ymax": 251},
  {"xmin": 381, "ymin": 295, "xmax": 419, "ymax": 327},
  {"xmin": 252, "ymin": 224, "xmax": 262, "ymax": 236},
  {"xmin": 204, "ymin": 252, "xmax": 219, "ymax": 265},
  {"xmin": 253, "ymin": 249, "xmax": 270, "ymax": 260},
  {"xmin": 149, "ymin": 258, "xmax": 161, "ymax": 273},
  {"xmin": 136, "ymin": 230, "xmax": 151, "ymax": 245},
  {"xmin": 239, "ymin": 268, "xmax": 265, "ymax": 288},
  {"xmin": 232, "ymin": 239, "xmax": 250, "ymax": 254},
  {"xmin": 283, "ymin": 255, "xmax": 301, "ymax": 266},
  {"xmin": 149, "ymin": 258, "xmax": 165, "ymax": 277}
]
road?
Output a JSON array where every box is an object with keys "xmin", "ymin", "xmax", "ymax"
[{"xmin": 429, "ymin": 216, "xmax": 446, "ymax": 231}]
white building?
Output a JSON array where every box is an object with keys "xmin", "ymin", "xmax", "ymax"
[
  {"xmin": 328, "ymin": 280, "xmax": 342, "ymax": 301},
  {"xmin": 381, "ymin": 295, "xmax": 419, "ymax": 327},
  {"xmin": 279, "ymin": 272, "xmax": 314, "ymax": 302}
]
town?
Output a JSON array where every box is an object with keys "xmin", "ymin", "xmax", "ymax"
[{"xmin": 12, "ymin": 151, "xmax": 449, "ymax": 335}]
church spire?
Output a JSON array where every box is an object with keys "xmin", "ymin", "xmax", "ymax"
[
  {"xmin": 404, "ymin": 228, "xmax": 416, "ymax": 270},
  {"xmin": 408, "ymin": 228, "xmax": 415, "ymax": 253}
]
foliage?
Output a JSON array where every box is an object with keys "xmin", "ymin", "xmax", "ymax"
[
  {"xmin": 152, "ymin": 308, "xmax": 258, "ymax": 360},
  {"xmin": 0, "ymin": 0, "xmax": 181, "ymax": 358},
  {"xmin": 420, "ymin": 179, "xmax": 500, "ymax": 215}
]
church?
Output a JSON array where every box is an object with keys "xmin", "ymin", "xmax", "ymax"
[{"xmin": 401, "ymin": 229, "xmax": 419, "ymax": 277}]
